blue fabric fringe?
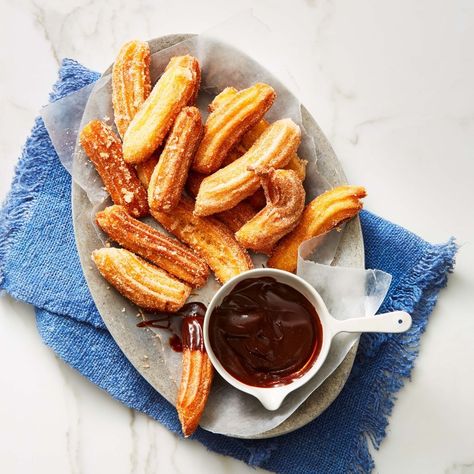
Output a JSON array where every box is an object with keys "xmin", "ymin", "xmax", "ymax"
[
  {"xmin": 348, "ymin": 237, "xmax": 457, "ymax": 472},
  {"xmin": 0, "ymin": 59, "xmax": 457, "ymax": 474}
]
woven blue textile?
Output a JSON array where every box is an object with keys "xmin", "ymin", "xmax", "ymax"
[{"xmin": 0, "ymin": 60, "xmax": 456, "ymax": 474}]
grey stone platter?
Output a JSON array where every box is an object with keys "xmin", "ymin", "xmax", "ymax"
[{"xmin": 72, "ymin": 34, "xmax": 363, "ymax": 439}]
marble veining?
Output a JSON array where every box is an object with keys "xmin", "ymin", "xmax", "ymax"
[
  {"xmin": 129, "ymin": 408, "xmax": 139, "ymax": 474},
  {"xmin": 444, "ymin": 461, "xmax": 474, "ymax": 474},
  {"xmin": 30, "ymin": 0, "xmax": 61, "ymax": 65},
  {"xmin": 143, "ymin": 417, "xmax": 159, "ymax": 474},
  {"xmin": 55, "ymin": 359, "xmax": 81, "ymax": 474}
]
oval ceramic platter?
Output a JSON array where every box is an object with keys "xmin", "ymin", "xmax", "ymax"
[{"xmin": 72, "ymin": 34, "xmax": 363, "ymax": 439}]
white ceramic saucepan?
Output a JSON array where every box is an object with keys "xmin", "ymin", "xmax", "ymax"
[{"xmin": 203, "ymin": 268, "xmax": 412, "ymax": 411}]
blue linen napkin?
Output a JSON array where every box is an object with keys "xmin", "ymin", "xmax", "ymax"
[{"xmin": 0, "ymin": 59, "xmax": 457, "ymax": 474}]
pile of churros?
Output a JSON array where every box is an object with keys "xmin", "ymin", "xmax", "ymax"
[{"xmin": 80, "ymin": 40, "xmax": 366, "ymax": 436}]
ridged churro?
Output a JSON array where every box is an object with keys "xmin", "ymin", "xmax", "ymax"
[
  {"xmin": 186, "ymin": 172, "xmax": 257, "ymax": 232},
  {"xmin": 80, "ymin": 120, "xmax": 148, "ymax": 217},
  {"xmin": 236, "ymin": 169, "xmax": 305, "ymax": 254},
  {"xmin": 177, "ymin": 316, "xmax": 213, "ymax": 437},
  {"xmin": 148, "ymin": 106, "xmax": 203, "ymax": 212},
  {"xmin": 193, "ymin": 83, "xmax": 276, "ymax": 174},
  {"xmin": 136, "ymin": 153, "xmax": 159, "ymax": 188},
  {"xmin": 211, "ymin": 87, "xmax": 307, "ymax": 181},
  {"xmin": 151, "ymin": 197, "xmax": 253, "ymax": 283},
  {"xmin": 112, "ymin": 40, "xmax": 151, "ymax": 138},
  {"xmin": 194, "ymin": 118, "xmax": 301, "ymax": 216},
  {"xmin": 208, "ymin": 86, "xmax": 238, "ymax": 111},
  {"xmin": 96, "ymin": 205, "xmax": 209, "ymax": 287},
  {"xmin": 166, "ymin": 55, "xmax": 201, "ymax": 105},
  {"xmin": 285, "ymin": 153, "xmax": 308, "ymax": 181},
  {"xmin": 221, "ymin": 143, "xmax": 247, "ymax": 167},
  {"xmin": 123, "ymin": 55, "xmax": 200, "ymax": 164},
  {"xmin": 213, "ymin": 203, "xmax": 256, "ymax": 233},
  {"xmin": 239, "ymin": 119, "xmax": 269, "ymax": 149},
  {"xmin": 218, "ymin": 141, "xmax": 303, "ymax": 211},
  {"xmin": 92, "ymin": 248, "xmax": 191, "ymax": 312},
  {"xmin": 268, "ymin": 185, "xmax": 367, "ymax": 272},
  {"xmin": 242, "ymin": 120, "xmax": 307, "ymax": 181}
]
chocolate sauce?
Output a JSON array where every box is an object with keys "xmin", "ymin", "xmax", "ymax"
[
  {"xmin": 182, "ymin": 316, "xmax": 205, "ymax": 351},
  {"xmin": 169, "ymin": 334, "xmax": 183, "ymax": 352},
  {"xmin": 209, "ymin": 277, "xmax": 322, "ymax": 387},
  {"xmin": 136, "ymin": 318, "xmax": 171, "ymax": 330},
  {"xmin": 137, "ymin": 302, "xmax": 206, "ymax": 352}
]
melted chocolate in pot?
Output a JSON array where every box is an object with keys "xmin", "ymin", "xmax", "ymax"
[{"xmin": 209, "ymin": 277, "xmax": 323, "ymax": 387}]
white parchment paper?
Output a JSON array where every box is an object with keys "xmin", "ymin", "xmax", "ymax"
[{"xmin": 41, "ymin": 14, "xmax": 391, "ymax": 437}]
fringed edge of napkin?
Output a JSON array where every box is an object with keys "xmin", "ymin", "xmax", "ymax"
[
  {"xmin": 348, "ymin": 238, "xmax": 457, "ymax": 473},
  {"xmin": 0, "ymin": 59, "xmax": 99, "ymax": 289},
  {"xmin": 0, "ymin": 117, "xmax": 53, "ymax": 287}
]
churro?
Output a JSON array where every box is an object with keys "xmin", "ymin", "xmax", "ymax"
[
  {"xmin": 123, "ymin": 55, "xmax": 200, "ymax": 164},
  {"xmin": 136, "ymin": 153, "xmax": 159, "ymax": 188},
  {"xmin": 208, "ymin": 86, "xmax": 238, "ymax": 112},
  {"xmin": 268, "ymin": 185, "xmax": 367, "ymax": 272},
  {"xmin": 148, "ymin": 106, "xmax": 203, "ymax": 211},
  {"xmin": 221, "ymin": 143, "xmax": 247, "ymax": 167},
  {"xmin": 235, "ymin": 169, "xmax": 305, "ymax": 254},
  {"xmin": 166, "ymin": 55, "xmax": 201, "ymax": 104},
  {"xmin": 211, "ymin": 87, "xmax": 307, "ymax": 180},
  {"xmin": 80, "ymin": 120, "xmax": 148, "ymax": 217},
  {"xmin": 96, "ymin": 205, "xmax": 209, "ymax": 287},
  {"xmin": 92, "ymin": 248, "xmax": 191, "ymax": 312},
  {"xmin": 112, "ymin": 40, "xmax": 151, "ymax": 138},
  {"xmin": 177, "ymin": 316, "xmax": 213, "ymax": 437},
  {"xmin": 192, "ymin": 83, "xmax": 276, "ymax": 174},
  {"xmin": 213, "ymin": 203, "xmax": 256, "ymax": 233},
  {"xmin": 194, "ymin": 118, "xmax": 301, "ymax": 216},
  {"xmin": 186, "ymin": 172, "xmax": 257, "ymax": 232},
  {"xmin": 151, "ymin": 197, "xmax": 253, "ymax": 283}
]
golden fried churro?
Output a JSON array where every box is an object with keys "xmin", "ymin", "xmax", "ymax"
[
  {"xmin": 148, "ymin": 107, "xmax": 203, "ymax": 212},
  {"xmin": 151, "ymin": 197, "xmax": 253, "ymax": 283},
  {"xmin": 186, "ymin": 172, "xmax": 257, "ymax": 232},
  {"xmin": 236, "ymin": 169, "xmax": 305, "ymax": 254},
  {"xmin": 208, "ymin": 86, "xmax": 238, "ymax": 112},
  {"xmin": 211, "ymin": 87, "xmax": 307, "ymax": 180},
  {"xmin": 177, "ymin": 316, "xmax": 213, "ymax": 437},
  {"xmin": 221, "ymin": 143, "xmax": 247, "ymax": 167},
  {"xmin": 194, "ymin": 118, "xmax": 301, "ymax": 216},
  {"xmin": 123, "ymin": 55, "xmax": 200, "ymax": 164},
  {"xmin": 285, "ymin": 153, "xmax": 308, "ymax": 181},
  {"xmin": 268, "ymin": 185, "xmax": 367, "ymax": 272},
  {"xmin": 96, "ymin": 205, "xmax": 209, "ymax": 287},
  {"xmin": 166, "ymin": 55, "xmax": 201, "ymax": 104},
  {"xmin": 192, "ymin": 83, "xmax": 276, "ymax": 174},
  {"xmin": 214, "ymin": 202, "xmax": 256, "ymax": 233},
  {"xmin": 80, "ymin": 120, "xmax": 148, "ymax": 217},
  {"xmin": 242, "ymin": 120, "xmax": 307, "ymax": 181},
  {"xmin": 239, "ymin": 118, "xmax": 269, "ymax": 149},
  {"xmin": 136, "ymin": 153, "xmax": 159, "ymax": 187},
  {"xmin": 92, "ymin": 248, "xmax": 191, "ymax": 312},
  {"xmin": 112, "ymin": 40, "xmax": 151, "ymax": 138}
]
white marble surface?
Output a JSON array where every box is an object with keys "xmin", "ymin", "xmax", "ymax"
[{"xmin": 1, "ymin": 0, "xmax": 473, "ymax": 472}]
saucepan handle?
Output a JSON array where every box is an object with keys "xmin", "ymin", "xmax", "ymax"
[{"xmin": 331, "ymin": 311, "xmax": 412, "ymax": 335}]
